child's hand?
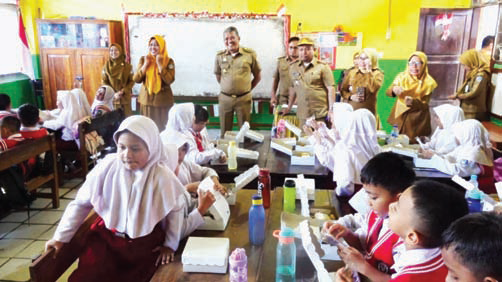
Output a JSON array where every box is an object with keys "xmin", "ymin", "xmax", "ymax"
[
  {"xmin": 418, "ymin": 149, "xmax": 434, "ymax": 159},
  {"xmin": 338, "ymin": 245, "xmax": 367, "ymax": 273},
  {"xmin": 219, "ymin": 154, "xmax": 227, "ymax": 163},
  {"xmin": 45, "ymin": 239, "xmax": 65, "ymax": 259},
  {"xmin": 322, "ymin": 222, "xmax": 351, "ymax": 239},
  {"xmin": 335, "ymin": 267, "xmax": 354, "ymax": 282},
  {"xmin": 197, "ymin": 190, "xmax": 216, "ymax": 215},
  {"xmin": 152, "ymin": 246, "xmax": 174, "ymax": 266},
  {"xmin": 303, "ymin": 125, "xmax": 314, "ymax": 137},
  {"xmin": 212, "ymin": 177, "xmax": 227, "ymax": 196},
  {"xmin": 404, "ymin": 96, "xmax": 413, "ymax": 106},
  {"xmin": 185, "ymin": 182, "xmax": 199, "ymax": 194}
]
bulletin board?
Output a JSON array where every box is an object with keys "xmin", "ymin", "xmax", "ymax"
[{"xmin": 125, "ymin": 12, "xmax": 290, "ymax": 98}]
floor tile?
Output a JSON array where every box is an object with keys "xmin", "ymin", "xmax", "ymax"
[
  {"xmin": 26, "ymin": 211, "xmax": 64, "ymax": 225},
  {"xmin": 61, "ymin": 178, "xmax": 84, "ymax": 189},
  {"xmin": 57, "ymin": 260, "xmax": 78, "ymax": 282},
  {"xmin": 0, "ymin": 258, "xmax": 31, "ymax": 281},
  {"xmin": 5, "ymin": 224, "xmax": 52, "ymax": 240},
  {"xmin": 0, "ymin": 239, "xmax": 33, "ymax": 258},
  {"xmin": 55, "ymin": 199, "xmax": 73, "ymax": 211},
  {"xmin": 13, "ymin": 240, "xmax": 46, "ymax": 259},
  {"xmin": 38, "ymin": 225, "xmax": 57, "ymax": 241},
  {"xmin": 29, "ymin": 198, "xmax": 52, "ymax": 209},
  {"xmin": 0, "ymin": 211, "xmax": 39, "ymax": 223},
  {"xmin": 40, "ymin": 187, "xmax": 71, "ymax": 197},
  {"xmin": 0, "ymin": 223, "xmax": 21, "ymax": 239},
  {"xmin": 64, "ymin": 189, "xmax": 79, "ymax": 199},
  {"xmin": 0, "ymin": 257, "xmax": 7, "ymax": 267}
]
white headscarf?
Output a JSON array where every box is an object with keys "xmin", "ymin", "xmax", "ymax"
[
  {"xmin": 427, "ymin": 104, "xmax": 465, "ymax": 155},
  {"xmin": 332, "ymin": 109, "xmax": 380, "ymax": 195},
  {"xmin": 447, "ymin": 119, "xmax": 493, "ymax": 166},
  {"xmin": 70, "ymin": 88, "xmax": 92, "ymax": 118},
  {"xmin": 52, "ymin": 90, "xmax": 87, "ymax": 141},
  {"xmin": 79, "ymin": 115, "xmax": 185, "ymax": 239},
  {"xmin": 433, "ymin": 104, "xmax": 465, "ymax": 130},
  {"xmin": 91, "ymin": 85, "xmax": 115, "ymax": 113},
  {"xmin": 331, "ymin": 102, "xmax": 354, "ymax": 139},
  {"xmin": 160, "ymin": 103, "xmax": 194, "ymax": 146}
]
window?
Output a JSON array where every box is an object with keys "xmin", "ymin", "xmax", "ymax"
[{"xmin": 0, "ymin": 2, "xmax": 24, "ymax": 76}]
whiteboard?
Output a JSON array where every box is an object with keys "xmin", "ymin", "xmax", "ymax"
[{"xmin": 127, "ymin": 14, "xmax": 287, "ymax": 98}]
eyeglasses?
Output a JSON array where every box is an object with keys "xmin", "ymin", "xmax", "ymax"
[{"xmin": 408, "ymin": 61, "xmax": 423, "ymax": 67}]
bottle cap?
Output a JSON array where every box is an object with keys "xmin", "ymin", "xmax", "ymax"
[
  {"xmin": 470, "ymin": 175, "xmax": 478, "ymax": 181},
  {"xmin": 259, "ymin": 168, "xmax": 270, "ymax": 176},
  {"xmin": 273, "ymin": 227, "xmax": 295, "ymax": 243},
  {"xmin": 284, "ymin": 179, "xmax": 296, "ymax": 188},
  {"xmin": 467, "ymin": 189, "xmax": 482, "ymax": 200},
  {"xmin": 229, "ymin": 140, "xmax": 236, "ymax": 146},
  {"xmin": 252, "ymin": 194, "xmax": 263, "ymax": 205}
]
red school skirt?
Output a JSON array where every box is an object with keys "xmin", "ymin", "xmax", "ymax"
[{"xmin": 69, "ymin": 216, "xmax": 165, "ymax": 282}]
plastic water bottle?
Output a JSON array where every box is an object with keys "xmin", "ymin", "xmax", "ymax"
[
  {"xmin": 283, "ymin": 179, "xmax": 296, "ymax": 213},
  {"xmin": 228, "ymin": 140, "xmax": 238, "ymax": 170},
  {"xmin": 389, "ymin": 124, "xmax": 399, "ymax": 145},
  {"xmin": 229, "ymin": 248, "xmax": 247, "ymax": 282},
  {"xmin": 257, "ymin": 168, "xmax": 271, "ymax": 209},
  {"xmin": 274, "ymin": 227, "xmax": 296, "ymax": 282},
  {"xmin": 465, "ymin": 175, "xmax": 483, "ymax": 213},
  {"xmin": 248, "ymin": 194, "xmax": 265, "ymax": 245}
]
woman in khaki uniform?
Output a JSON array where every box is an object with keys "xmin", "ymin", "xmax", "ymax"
[
  {"xmin": 448, "ymin": 49, "xmax": 490, "ymax": 121},
  {"xmin": 133, "ymin": 35, "xmax": 175, "ymax": 131},
  {"xmin": 341, "ymin": 48, "xmax": 383, "ymax": 115},
  {"xmin": 101, "ymin": 44, "xmax": 134, "ymax": 117},
  {"xmin": 387, "ymin": 51, "xmax": 437, "ymax": 142}
]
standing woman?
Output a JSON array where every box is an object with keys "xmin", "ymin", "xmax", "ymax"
[
  {"xmin": 387, "ymin": 51, "xmax": 437, "ymax": 142},
  {"xmin": 340, "ymin": 48, "xmax": 384, "ymax": 115},
  {"xmin": 101, "ymin": 44, "xmax": 134, "ymax": 117},
  {"xmin": 133, "ymin": 35, "xmax": 175, "ymax": 131},
  {"xmin": 448, "ymin": 49, "xmax": 491, "ymax": 121}
]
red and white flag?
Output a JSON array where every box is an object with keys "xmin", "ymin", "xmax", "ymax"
[{"xmin": 18, "ymin": 7, "xmax": 34, "ymax": 79}]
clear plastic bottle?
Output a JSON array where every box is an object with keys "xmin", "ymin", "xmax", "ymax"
[
  {"xmin": 274, "ymin": 227, "xmax": 296, "ymax": 282},
  {"xmin": 228, "ymin": 140, "xmax": 238, "ymax": 170},
  {"xmin": 466, "ymin": 175, "xmax": 483, "ymax": 213},
  {"xmin": 229, "ymin": 248, "xmax": 247, "ymax": 282},
  {"xmin": 248, "ymin": 194, "xmax": 265, "ymax": 245},
  {"xmin": 389, "ymin": 124, "xmax": 399, "ymax": 145}
]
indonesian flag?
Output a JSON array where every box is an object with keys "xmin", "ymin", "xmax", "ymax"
[{"xmin": 18, "ymin": 8, "xmax": 34, "ymax": 79}]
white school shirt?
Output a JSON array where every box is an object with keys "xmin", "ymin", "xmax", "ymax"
[
  {"xmin": 185, "ymin": 128, "xmax": 225, "ymax": 165},
  {"xmin": 391, "ymin": 242, "xmax": 444, "ymax": 279},
  {"xmin": 423, "ymin": 128, "xmax": 458, "ymax": 156},
  {"xmin": 335, "ymin": 211, "xmax": 391, "ymax": 249},
  {"xmin": 429, "ymin": 154, "xmax": 481, "ymax": 177}
]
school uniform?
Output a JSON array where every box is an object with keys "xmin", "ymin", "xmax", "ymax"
[
  {"xmin": 52, "ymin": 116, "xmax": 186, "ymax": 282},
  {"xmin": 0, "ymin": 133, "xmax": 24, "ymax": 152},
  {"xmin": 186, "ymin": 127, "xmax": 225, "ymax": 165},
  {"xmin": 390, "ymin": 243, "xmax": 448, "ymax": 281},
  {"xmin": 423, "ymin": 104, "xmax": 464, "ymax": 155},
  {"xmin": 0, "ymin": 110, "xmax": 16, "ymax": 120},
  {"xmin": 91, "ymin": 85, "xmax": 114, "ymax": 118},
  {"xmin": 342, "ymin": 68, "xmax": 384, "ymax": 115}
]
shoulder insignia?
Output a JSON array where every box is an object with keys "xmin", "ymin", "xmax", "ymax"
[
  {"xmin": 217, "ymin": 50, "xmax": 226, "ymax": 55},
  {"xmin": 168, "ymin": 63, "xmax": 174, "ymax": 70},
  {"xmin": 475, "ymin": 75, "xmax": 484, "ymax": 82},
  {"xmin": 242, "ymin": 47, "xmax": 255, "ymax": 53}
]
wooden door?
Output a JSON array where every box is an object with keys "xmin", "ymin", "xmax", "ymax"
[
  {"xmin": 75, "ymin": 49, "xmax": 108, "ymax": 104},
  {"xmin": 40, "ymin": 49, "xmax": 76, "ymax": 109},
  {"xmin": 417, "ymin": 9, "xmax": 478, "ymax": 107}
]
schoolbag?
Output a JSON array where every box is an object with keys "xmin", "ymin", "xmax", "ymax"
[{"xmin": 0, "ymin": 166, "xmax": 33, "ymax": 210}]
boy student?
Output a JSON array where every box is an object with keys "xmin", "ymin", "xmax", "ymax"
[
  {"xmin": 323, "ymin": 152, "xmax": 415, "ymax": 276},
  {"xmin": 186, "ymin": 104, "xmax": 226, "ymax": 165},
  {"xmin": 17, "ymin": 104, "xmax": 48, "ymax": 139},
  {"xmin": 441, "ymin": 212, "xmax": 502, "ymax": 282},
  {"xmin": 0, "ymin": 116, "xmax": 24, "ymax": 151},
  {"xmin": 0, "ymin": 93, "xmax": 16, "ymax": 119}
]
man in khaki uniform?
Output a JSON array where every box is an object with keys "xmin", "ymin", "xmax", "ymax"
[
  {"xmin": 270, "ymin": 37, "xmax": 299, "ymax": 107},
  {"xmin": 214, "ymin": 26, "xmax": 261, "ymax": 137},
  {"xmin": 285, "ymin": 38, "xmax": 335, "ymax": 127}
]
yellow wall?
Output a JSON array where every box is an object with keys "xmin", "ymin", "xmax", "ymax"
[{"xmin": 20, "ymin": 0, "xmax": 471, "ymax": 59}]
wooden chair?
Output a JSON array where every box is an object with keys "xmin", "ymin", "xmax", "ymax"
[
  {"xmin": 0, "ymin": 134, "xmax": 60, "ymax": 208},
  {"xmin": 482, "ymin": 121, "xmax": 502, "ymax": 150}
]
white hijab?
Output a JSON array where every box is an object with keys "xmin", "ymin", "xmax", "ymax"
[
  {"xmin": 447, "ymin": 119, "xmax": 493, "ymax": 166},
  {"xmin": 91, "ymin": 85, "xmax": 115, "ymax": 113},
  {"xmin": 70, "ymin": 88, "xmax": 92, "ymax": 118},
  {"xmin": 78, "ymin": 115, "xmax": 185, "ymax": 239},
  {"xmin": 428, "ymin": 104, "xmax": 464, "ymax": 154},
  {"xmin": 160, "ymin": 103, "xmax": 194, "ymax": 146},
  {"xmin": 433, "ymin": 104, "xmax": 465, "ymax": 130},
  {"xmin": 56, "ymin": 90, "xmax": 84, "ymax": 141},
  {"xmin": 333, "ymin": 109, "xmax": 380, "ymax": 192},
  {"xmin": 331, "ymin": 102, "xmax": 354, "ymax": 139}
]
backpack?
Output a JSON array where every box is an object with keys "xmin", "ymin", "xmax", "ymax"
[{"xmin": 0, "ymin": 166, "xmax": 33, "ymax": 209}]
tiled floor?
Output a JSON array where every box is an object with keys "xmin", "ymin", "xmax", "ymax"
[{"xmin": 0, "ymin": 178, "xmax": 83, "ymax": 282}]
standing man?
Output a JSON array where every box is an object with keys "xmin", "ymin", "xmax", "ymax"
[
  {"xmin": 480, "ymin": 35, "xmax": 494, "ymax": 64},
  {"xmin": 285, "ymin": 38, "xmax": 335, "ymax": 127},
  {"xmin": 214, "ymin": 26, "xmax": 261, "ymax": 137},
  {"xmin": 270, "ymin": 37, "xmax": 299, "ymax": 107}
]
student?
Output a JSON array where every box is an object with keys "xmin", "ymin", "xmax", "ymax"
[
  {"xmin": 441, "ymin": 212, "xmax": 502, "ymax": 282},
  {"xmin": 419, "ymin": 119, "xmax": 493, "ymax": 177},
  {"xmin": 187, "ymin": 104, "xmax": 226, "ymax": 165},
  {"xmin": 0, "ymin": 116, "xmax": 23, "ymax": 151},
  {"xmin": 421, "ymin": 104, "xmax": 464, "ymax": 156},
  {"xmin": 17, "ymin": 104, "xmax": 48, "ymax": 139},
  {"xmin": 91, "ymin": 85, "xmax": 115, "ymax": 118},
  {"xmin": 323, "ymin": 152, "xmax": 416, "ymax": 277},
  {"xmin": 332, "ymin": 108, "xmax": 380, "ymax": 196},
  {"xmin": 46, "ymin": 116, "xmax": 186, "ymax": 281},
  {"xmin": 0, "ymin": 93, "xmax": 17, "ymax": 120},
  {"xmin": 304, "ymin": 102, "xmax": 353, "ymax": 170}
]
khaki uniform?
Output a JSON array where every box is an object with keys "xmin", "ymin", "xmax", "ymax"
[
  {"xmin": 133, "ymin": 56, "xmax": 175, "ymax": 131},
  {"xmin": 289, "ymin": 58, "xmax": 334, "ymax": 126},
  {"xmin": 273, "ymin": 56, "xmax": 296, "ymax": 105},
  {"xmin": 101, "ymin": 63, "xmax": 134, "ymax": 117},
  {"xmin": 456, "ymin": 71, "xmax": 490, "ymax": 120},
  {"xmin": 214, "ymin": 47, "xmax": 261, "ymax": 136},
  {"xmin": 341, "ymin": 68, "xmax": 384, "ymax": 115}
]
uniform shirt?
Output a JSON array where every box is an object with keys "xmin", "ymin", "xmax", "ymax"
[
  {"xmin": 0, "ymin": 110, "xmax": 16, "ymax": 120},
  {"xmin": 133, "ymin": 56, "xmax": 175, "ymax": 107},
  {"xmin": 341, "ymin": 68, "xmax": 384, "ymax": 115},
  {"xmin": 456, "ymin": 71, "xmax": 490, "ymax": 119},
  {"xmin": 273, "ymin": 56, "xmax": 296, "ymax": 105},
  {"xmin": 185, "ymin": 128, "xmax": 225, "ymax": 165},
  {"xmin": 20, "ymin": 127, "xmax": 49, "ymax": 140},
  {"xmin": 390, "ymin": 244, "xmax": 448, "ymax": 282},
  {"xmin": 214, "ymin": 47, "xmax": 261, "ymax": 95},
  {"xmin": 0, "ymin": 133, "xmax": 24, "ymax": 152},
  {"xmin": 289, "ymin": 58, "xmax": 335, "ymax": 121}
]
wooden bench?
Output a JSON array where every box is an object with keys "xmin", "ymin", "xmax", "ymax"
[
  {"xmin": 0, "ymin": 134, "xmax": 60, "ymax": 208},
  {"xmin": 483, "ymin": 121, "xmax": 502, "ymax": 150}
]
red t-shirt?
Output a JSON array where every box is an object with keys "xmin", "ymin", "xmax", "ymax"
[
  {"xmin": 365, "ymin": 211, "xmax": 400, "ymax": 274},
  {"xmin": 20, "ymin": 128, "xmax": 49, "ymax": 139}
]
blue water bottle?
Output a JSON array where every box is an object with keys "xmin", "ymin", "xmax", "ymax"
[
  {"xmin": 389, "ymin": 124, "xmax": 399, "ymax": 145},
  {"xmin": 465, "ymin": 175, "xmax": 483, "ymax": 213},
  {"xmin": 249, "ymin": 194, "xmax": 265, "ymax": 245},
  {"xmin": 274, "ymin": 227, "xmax": 296, "ymax": 282}
]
